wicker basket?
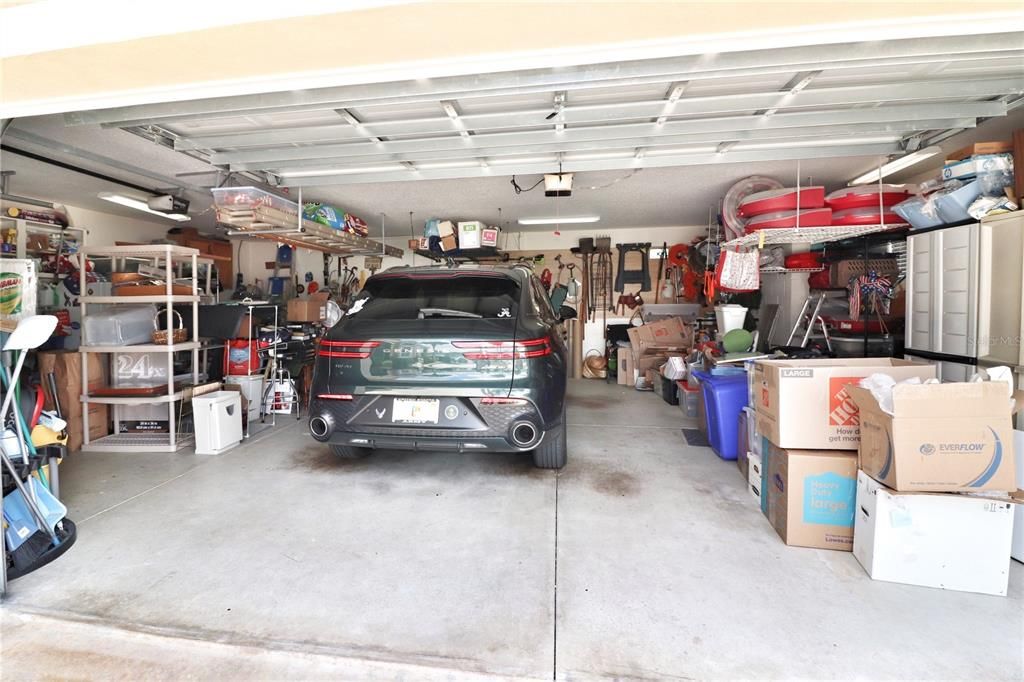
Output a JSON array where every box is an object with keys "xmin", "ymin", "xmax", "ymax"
[{"xmin": 152, "ymin": 309, "xmax": 188, "ymax": 344}]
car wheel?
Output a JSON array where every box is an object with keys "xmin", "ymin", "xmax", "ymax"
[
  {"xmin": 330, "ymin": 444, "xmax": 371, "ymax": 459},
  {"xmin": 532, "ymin": 405, "xmax": 567, "ymax": 469}
]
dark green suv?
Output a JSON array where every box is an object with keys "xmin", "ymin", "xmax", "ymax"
[{"xmin": 308, "ymin": 264, "xmax": 574, "ymax": 468}]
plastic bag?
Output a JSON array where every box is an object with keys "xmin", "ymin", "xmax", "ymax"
[{"xmin": 714, "ymin": 248, "xmax": 760, "ymax": 292}]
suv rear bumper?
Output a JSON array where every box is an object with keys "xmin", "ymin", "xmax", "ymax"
[{"xmin": 308, "ymin": 395, "xmax": 551, "ymax": 452}]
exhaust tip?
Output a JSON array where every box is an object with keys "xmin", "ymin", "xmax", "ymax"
[
  {"xmin": 510, "ymin": 421, "xmax": 540, "ymax": 448},
  {"xmin": 309, "ymin": 415, "xmax": 331, "ymax": 441}
]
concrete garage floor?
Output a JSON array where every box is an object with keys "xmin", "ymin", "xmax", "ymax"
[{"xmin": 2, "ymin": 379, "xmax": 1022, "ymax": 680}]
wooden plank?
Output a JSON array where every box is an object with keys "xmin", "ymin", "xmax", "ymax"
[{"xmin": 1013, "ymin": 128, "xmax": 1024, "ymax": 205}]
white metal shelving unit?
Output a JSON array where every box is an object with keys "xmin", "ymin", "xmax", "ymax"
[
  {"xmin": 79, "ymin": 244, "xmax": 200, "ymax": 453},
  {"xmin": 722, "ymin": 223, "xmax": 909, "ymax": 249},
  {"xmin": 0, "ymin": 215, "xmax": 87, "ymax": 281}
]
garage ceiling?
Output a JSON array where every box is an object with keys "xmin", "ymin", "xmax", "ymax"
[{"xmin": 61, "ymin": 33, "xmax": 1024, "ymax": 191}]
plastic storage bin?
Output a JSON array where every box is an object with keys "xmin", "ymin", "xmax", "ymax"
[
  {"xmin": 210, "ymin": 186, "xmax": 298, "ymax": 215},
  {"xmin": 655, "ymin": 373, "xmax": 679, "ymax": 405},
  {"xmin": 934, "ymin": 180, "xmax": 982, "ymax": 224},
  {"xmin": 892, "ymin": 196, "xmax": 944, "ymax": 230},
  {"xmin": 193, "ymin": 390, "xmax": 243, "ymax": 455},
  {"xmin": 677, "ymin": 382, "xmax": 699, "ymax": 418},
  {"xmin": 83, "ymin": 304, "xmax": 157, "ymax": 346},
  {"xmin": 691, "ymin": 369, "xmax": 749, "ymax": 460},
  {"xmin": 715, "ymin": 304, "xmax": 747, "ymax": 336}
]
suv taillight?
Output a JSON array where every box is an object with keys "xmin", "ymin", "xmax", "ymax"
[
  {"xmin": 318, "ymin": 340, "xmax": 380, "ymax": 359},
  {"xmin": 452, "ymin": 338, "xmax": 552, "ymax": 360}
]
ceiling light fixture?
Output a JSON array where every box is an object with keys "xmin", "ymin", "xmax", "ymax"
[
  {"xmin": 98, "ymin": 192, "xmax": 190, "ymax": 221},
  {"xmin": 518, "ymin": 216, "xmax": 600, "ymax": 225},
  {"xmin": 277, "ymin": 165, "xmax": 407, "ymax": 178},
  {"xmin": 848, "ymin": 145, "xmax": 943, "ymax": 185}
]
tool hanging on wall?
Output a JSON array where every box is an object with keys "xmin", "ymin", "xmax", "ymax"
[
  {"xmin": 655, "ymin": 241, "xmax": 667, "ymax": 303},
  {"xmin": 614, "ymin": 243, "xmax": 652, "ymax": 293}
]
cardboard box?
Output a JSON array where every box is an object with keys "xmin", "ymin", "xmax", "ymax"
[
  {"xmin": 848, "ymin": 382, "xmax": 1020, "ymax": 492},
  {"xmin": 947, "ymin": 141, "xmax": 1012, "ymax": 161},
  {"xmin": 748, "ymin": 452, "xmax": 763, "ymax": 502},
  {"xmin": 481, "ymin": 227, "xmax": 500, "ymax": 247},
  {"xmin": 616, "ymin": 346, "xmax": 634, "ymax": 386},
  {"xmin": 287, "ymin": 297, "xmax": 326, "ymax": 323},
  {"xmin": 626, "ymin": 317, "xmax": 692, "ymax": 363},
  {"xmin": 853, "ymin": 471, "xmax": 1015, "ymax": 595},
  {"xmin": 765, "ymin": 442, "xmax": 858, "ymax": 551},
  {"xmin": 942, "ymin": 153, "xmax": 1013, "ymax": 182},
  {"xmin": 437, "ymin": 220, "xmax": 456, "ymax": 237},
  {"xmin": 457, "ymin": 221, "xmax": 483, "ymax": 249},
  {"xmin": 66, "ymin": 403, "xmax": 110, "ymax": 452},
  {"xmin": 441, "ymin": 234, "xmax": 458, "ymax": 252},
  {"xmin": 753, "ymin": 358, "xmax": 936, "ymax": 450},
  {"xmin": 37, "ymin": 350, "xmax": 108, "ymax": 418}
]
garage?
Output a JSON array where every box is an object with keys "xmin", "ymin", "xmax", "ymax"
[{"xmin": 2, "ymin": 3, "xmax": 1023, "ymax": 679}]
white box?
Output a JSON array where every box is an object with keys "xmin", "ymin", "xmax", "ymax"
[
  {"xmin": 193, "ymin": 391, "xmax": 243, "ymax": 455},
  {"xmin": 853, "ymin": 470, "xmax": 1015, "ymax": 596},
  {"xmin": 224, "ymin": 374, "xmax": 263, "ymax": 422},
  {"xmin": 747, "ymin": 452, "xmax": 762, "ymax": 501},
  {"xmin": 1012, "ymin": 430, "xmax": 1024, "ymax": 563},
  {"xmin": 457, "ymin": 221, "xmax": 483, "ymax": 249}
]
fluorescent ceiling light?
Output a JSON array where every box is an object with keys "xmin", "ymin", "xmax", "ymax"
[
  {"xmin": 98, "ymin": 192, "xmax": 190, "ymax": 222},
  {"xmin": 849, "ymin": 146, "xmax": 943, "ymax": 185},
  {"xmin": 277, "ymin": 165, "xmax": 406, "ymax": 177},
  {"xmin": 518, "ymin": 216, "xmax": 600, "ymax": 225}
]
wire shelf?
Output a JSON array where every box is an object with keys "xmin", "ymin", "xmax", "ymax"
[
  {"xmin": 760, "ymin": 267, "xmax": 827, "ymax": 274},
  {"xmin": 724, "ymin": 223, "xmax": 909, "ymax": 248},
  {"xmin": 81, "ymin": 432, "xmax": 194, "ymax": 453}
]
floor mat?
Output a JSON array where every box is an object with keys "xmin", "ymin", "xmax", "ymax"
[{"xmin": 680, "ymin": 429, "xmax": 709, "ymax": 447}]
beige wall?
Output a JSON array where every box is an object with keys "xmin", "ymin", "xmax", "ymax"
[{"xmin": 3, "ymin": 2, "xmax": 1020, "ymax": 117}]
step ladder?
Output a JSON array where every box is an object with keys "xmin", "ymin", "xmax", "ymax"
[{"xmin": 786, "ymin": 291, "xmax": 833, "ymax": 352}]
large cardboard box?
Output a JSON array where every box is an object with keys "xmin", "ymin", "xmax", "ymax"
[
  {"xmin": 66, "ymin": 403, "xmax": 110, "ymax": 452},
  {"xmin": 1013, "ymin": 431, "xmax": 1024, "ymax": 563},
  {"xmin": 848, "ymin": 382, "xmax": 1019, "ymax": 492},
  {"xmin": 853, "ymin": 471, "xmax": 1015, "ymax": 595},
  {"xmin": 753, "ymin": 358, "xmax": 936, "ymax": 450},
  {"xmin": 947, "ymin": 140, "xmax": 1012, "ymax": 160},
  {"xmin": 37, "ymin": 350, "xmax": 108, "ymax": 418},
  {"xmin": 616, "ymin": 346, "xmax": 634, "ymax": 386},
  {"xmin": 626, "ymin": 317, "xmax": 691, "ymax": 364},
  {"xmin": 287, "ymin": 293, "xmax": 329, "ymax": 323},
  {"xmin": 765, "ymin": 442, "xmax": 858, "ymax": 551}
]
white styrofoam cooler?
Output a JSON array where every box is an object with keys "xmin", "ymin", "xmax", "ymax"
[
  {"xmin": 853, "ymin": 471, "xmax": 1015, "ymax": 596},
  {"xmin": 193, "ymin": 391, "xmax": 243, "ymax": 455},
  {"xmin": 747, "ymin": 452, "xmax": 763, "ymax": 502}
]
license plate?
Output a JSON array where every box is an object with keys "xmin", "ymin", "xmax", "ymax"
[{"xmin": 392, "ymin": 398, "xmax": 440, "ymax": 424}]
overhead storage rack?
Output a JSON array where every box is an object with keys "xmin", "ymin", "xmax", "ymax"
[
  {"xmin": 722, "ymin": 223, "xmax": 908, "ymax": 248},
  {"xmin": 212, "ymin": 187, "xmax": 402, "ymax": 258}
]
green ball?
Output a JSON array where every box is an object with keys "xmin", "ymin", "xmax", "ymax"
[{"xmin": 723, "ymin": 328, "xmax": 753, "ymax": 353}]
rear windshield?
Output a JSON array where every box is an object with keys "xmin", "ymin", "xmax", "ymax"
[{"xmin": 351, "ymin": 275, "xmax": 520, "ymax": 320}]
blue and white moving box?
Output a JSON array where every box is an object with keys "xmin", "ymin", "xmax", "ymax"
[{"xmin": 765, "ymin": 441, "xmax": 858, "ymax": 551}]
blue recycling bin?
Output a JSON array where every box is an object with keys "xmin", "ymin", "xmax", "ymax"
[{"xmin": 691, "ymin": 369, "xmax": 749, "ymax": 460}]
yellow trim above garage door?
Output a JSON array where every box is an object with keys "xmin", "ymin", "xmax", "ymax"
[{"xmin": 1, "ymin": 1, "xmax": 1022, "ymax": 118}]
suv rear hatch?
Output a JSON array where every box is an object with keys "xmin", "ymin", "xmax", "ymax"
[{"xmin": 318, "ymin": 271, "xmax": 528, "ymax": 397}]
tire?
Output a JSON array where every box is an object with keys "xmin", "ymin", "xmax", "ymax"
[
  {"xmin": 330, "ymin": 444, "xmax": 371, "ymax": 459},
  {"xmin": 532, "ymin": 405, "xmax": 567, "ymax": 469}
]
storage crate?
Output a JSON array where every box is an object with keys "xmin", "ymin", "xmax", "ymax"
[
  {"xmin": 211, "ymin": 186, "xmax": 298, "ymax": 215},
  {"xmin": 829, "ymin": 258, "xmax": 899, "ymax": 288}
]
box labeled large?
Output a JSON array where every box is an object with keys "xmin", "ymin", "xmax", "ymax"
[
  {"xmin": 848, "ymin": 382, "xmax": 1019, "ymax": 492},
  {"xmin": 753, "ymin": 358, "xmax": 935, "ymax": 450},
  {"xmin": 853, "ymin": 471, "xmax": 1015, "ymax": 595},
  {"xmin": 765, "ymin": 442, "xmax": 858, "ymax": 551}
]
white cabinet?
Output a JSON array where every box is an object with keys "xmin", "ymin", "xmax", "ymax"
[
  {"xmin": 905, "ymin": 223, "xmax": 979, "ymax": 360},
  {"xmin": 977, "ymin": 212, "xmax": 1024, "ymax": 369}
]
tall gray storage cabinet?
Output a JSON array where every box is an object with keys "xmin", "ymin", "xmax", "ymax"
[{"xmin": 904, "ymin": 222, "xmax": 980, "ymax": 381}]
